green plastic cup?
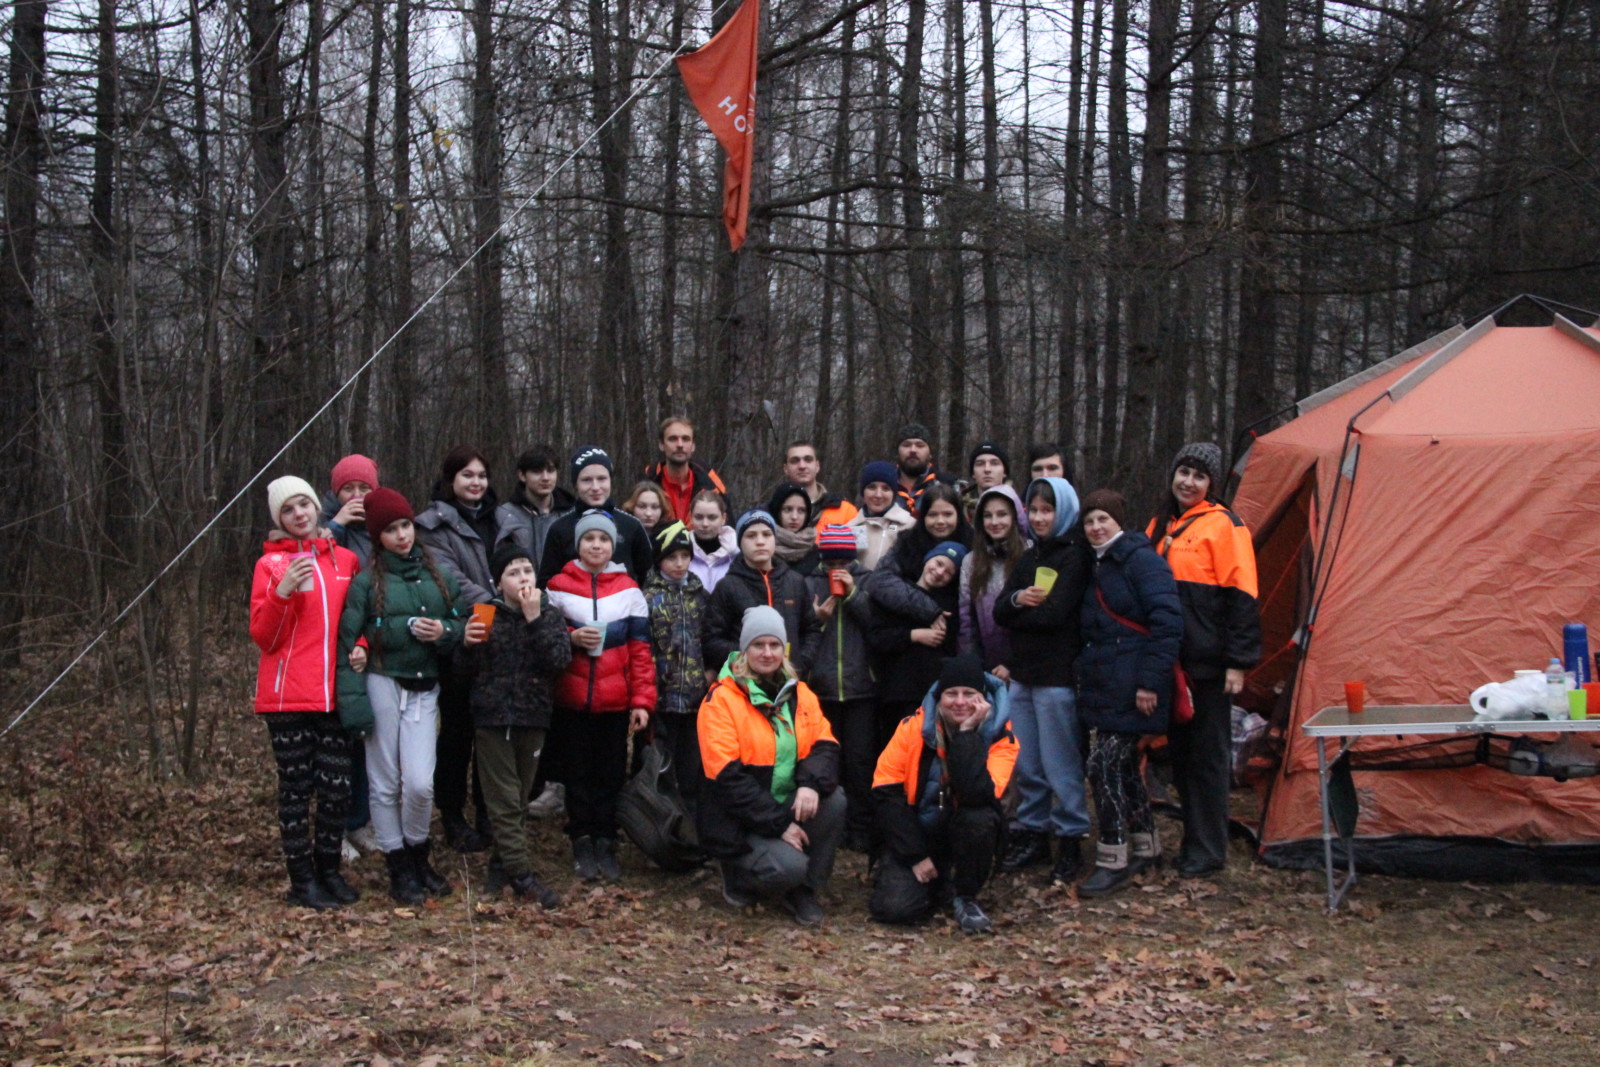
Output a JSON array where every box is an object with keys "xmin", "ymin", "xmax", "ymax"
[{"xmin": 1568, "ymin": 688, "xmax": 1588, "ymax": 721}]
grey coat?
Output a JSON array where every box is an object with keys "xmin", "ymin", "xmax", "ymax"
[{"xmin": 415, "ymin": 498, "xmax": 525, "ymax": 605}]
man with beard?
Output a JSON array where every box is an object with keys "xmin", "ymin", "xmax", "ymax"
[
  {"xmin": 643, "ymin": 417, "xmax": 729, "ymax": 523},
  {"xmin": 893, "ymin": 423, "xmax": 957, "ymax": 513}
]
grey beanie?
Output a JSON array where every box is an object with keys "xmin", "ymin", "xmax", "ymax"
[
  {"xmin": 739, "ymin": 605, "xmax": 788, "ymax": 652},
  {"xmin": 1170, "ymin": 441, "xmax": 1223, "ymax": 488},
  {"xmin": 574, "ymin": 509, "xmax": 618, "ymax": 545}
]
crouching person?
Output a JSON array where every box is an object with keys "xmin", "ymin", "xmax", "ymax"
[
  {"xmin": 456, "ymin": 543, "xmax": 572, "ymax": 907},
  {"xmin": 698, "ymin": 607, "xmax": 845, "ymax": 925},
  {"xmin": 869, "ymin": 653, "xmax": 1017, "ymax": 934}
]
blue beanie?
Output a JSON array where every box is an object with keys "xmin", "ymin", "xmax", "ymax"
[
  {"xmin": 735, "ymin": 508, "xmax": 776, "ymax": 541},
  {"xmin": 923, "ymin": 540, "xmax": 969, "ymax": 567},
  {"xmin": 859, "ymin": 460, "xmax": 898, "ymax": 492}
]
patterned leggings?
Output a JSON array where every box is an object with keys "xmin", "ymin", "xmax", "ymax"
[
  {"xmin": 264, "ymin": 713, "xmax": 352, "ymax": 866},
  {"xmin": 1087, "ymin": 731, "xmax": 1152, "ymax": 846}
]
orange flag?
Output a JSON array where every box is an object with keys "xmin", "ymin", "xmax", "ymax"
[{"xmin": 676, "ymin": 0, "xmax": 760, "ymax": 251}]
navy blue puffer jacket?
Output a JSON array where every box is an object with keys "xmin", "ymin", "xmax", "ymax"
[{"xmin": 1075, "ymin": 531, "xmax": 1183, "ymax": 734}]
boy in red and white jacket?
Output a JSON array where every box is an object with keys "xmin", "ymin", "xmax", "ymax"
[
  {"xmin": 545, "ymin": 510, "xmax": 656, "ymax": 882},
  {"xmin": 250, "ymin": 475, "xmax": 362, "ymax": 910}
]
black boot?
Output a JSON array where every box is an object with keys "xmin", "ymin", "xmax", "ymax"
[
  {"xmin": 443, "ymin": 813, "xmax": 489, "ymax": 854},
  {"xmin": 510, "ymin": 871, "xmax": 563, "ymax": 909},
  {"xmin": 1051, "ymin": 835, "xmax": 1084, "ymax": 885},
  {"xmin": 408, "ymin": 840, "xmax": 453, "ymax": 897},
  {"xmin": 1078, "ymin": 842, "xmax": 1134, "ymax": 898},
  {"xmin": 314, "ymin": 853, "xmax": 360, "ymax": 905},
  {"xmin": 287, "ymin": 858, "xmax": 342, "ymax": 910},
  {"xmin": 999, "ymin": 828, "xmax": 1050, "ymax": 871},
  {"xmin": 482, "ymin": 855, "xmax": 510, "ymax": 897},
  {"xmin": 594, "ymin": 837, "xmax": 622, "ymax": 882},
  {"xmin": 385, "ymin": 848, "xmax": 426, "ymax": 905},
  {"xmin": 572, "ymin": 836, "xmax": 600, "ymax": 881}
]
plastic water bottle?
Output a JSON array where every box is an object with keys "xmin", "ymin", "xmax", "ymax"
[
  {"xmin": 1546, "ymin": 657, "xmax": 1569, "ymax": 718},
  {"xmin": 1564, "ymin": 624, "xmax": 1590, "ymax": 686}
]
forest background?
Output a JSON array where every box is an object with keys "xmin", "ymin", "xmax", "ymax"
[{"xmin": 1, "ymin": 0, "xmax": 1598, "ymax": 767}]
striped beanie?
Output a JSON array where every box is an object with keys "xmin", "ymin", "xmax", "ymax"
[{"xmin": 815, "ymin": 524, "xmax": 858, "ymax": 560}]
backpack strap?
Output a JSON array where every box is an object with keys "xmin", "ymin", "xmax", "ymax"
[
  {"xmin": 1155, "ymin": 514, "xmax": 1203, "ymax": 558},
  {"xmin": 1095, "ymin": 585, "xmax": 1150, "ymax": 636}
]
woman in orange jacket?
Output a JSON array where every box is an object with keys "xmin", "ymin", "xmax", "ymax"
[
  {"xmin": 1145, "ymin": 443, "xmax": 1261, "ymax": 878},
  {"xmin": 698, "ymin": 605, "xmax": 844, "ymax": 926},
  {"xmin": 869, "ymin": 653, "xmax": 1017, "ymax": 934}
]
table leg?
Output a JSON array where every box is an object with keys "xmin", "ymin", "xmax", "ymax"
[{"xmin": 1316, "ymin": 735, "xmax": 1358, "ymax": 913}]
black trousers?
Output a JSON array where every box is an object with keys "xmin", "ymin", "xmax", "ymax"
[
  {"xmin": 1167, "ymin": 673, "xmax": 1232, "ymax": 868},
  {"xmin": 434, "ymin": 669, "xmax": 484, "ymax": 824},
  {"xmin": 870, "ymin": 806, "xmax": 1002, "ymax": 924},
  {"xmin": 653, "ymin": 711, "xmax": 702, "ymax": 808},
  {"xmin": 821, "ymin": 698, "xmax": 877, "ymax": 837},
  {"xmin": 555, "ymin": 707, "xmax": 630, "ymax": 840},
  {"xmin": 264, "ymin": 713, "xmax": 351, "ymax": 870}
]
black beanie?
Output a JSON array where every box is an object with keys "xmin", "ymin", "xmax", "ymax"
[
  {"xmin": 896, "ymin": 422, "xmax": 934, "ymax": 448},
  {"xmin": 936, "ymin": 652, "xmax": 986, "ymax": 698},
  {"xmin": 968, "ymin": 441, "xmax": 1010, "ymax": 477},
  {"xmin": 490, "ymin": 541, "xmax": 533, "ymax": 586}
]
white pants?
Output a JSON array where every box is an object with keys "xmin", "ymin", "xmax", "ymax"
[{"xmin": 364, "ymin": 675, "xmax": 439, "ymax": 851}]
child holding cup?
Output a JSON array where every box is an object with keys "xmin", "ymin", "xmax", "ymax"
[{"xmin": 545, "ymin": 510, "xmax": 657, "ymax": 882}]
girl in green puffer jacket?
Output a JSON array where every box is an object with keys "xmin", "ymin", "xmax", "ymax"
[{"xmin": 336, "ymin": 488, "xmax": 470, "ymax": 904}]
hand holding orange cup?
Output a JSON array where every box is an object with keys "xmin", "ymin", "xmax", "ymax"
[
  {"xmin": 1344, "ymin": 680, "xmax": 1366, "ymax": 715},
  {"xmin": 471, "ymin": 602, "xmax": 496, "ymax": 638}
]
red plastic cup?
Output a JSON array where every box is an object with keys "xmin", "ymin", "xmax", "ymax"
[
  {"xmin": 1344, "ymin": 681, "xmax": 1366, "ymax": 715},
  {"xmin": 829, "ymin": 571, "xmax": 847, "ymax": 598}
]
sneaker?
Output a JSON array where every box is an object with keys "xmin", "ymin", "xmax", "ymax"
[
  {"xmin": 346, "ymin": 824, "xmax": 380, "ymax": 854},
  {"xmin": 781, "ymin": 887, "xmax": 825, "ymax": 927},
  {"xmin": 510, "ymin": 871, "xmax": 562, "ymax": 909},
  {"xmin": 527, "ymin": 782, "xmax": 567, "ymax": 819},
  {"xmin": 952, "ymin": 895, "xmax": 992, "ymax": 934},
  {"xmin": 999, "ymin": 829, "xmax": 1050, "ymax": 871},
  {"xmin": 1051, "ymin": 836, "xmax": 1084, "ymax": 885},
  {"xmin": 572, "ymin": 837, "xmax": 601, "ymax": 881},
  {"xmin": 720, "ymin": 863, "xmax": 756, "ymax": 908},
  {"xmin": 594, "ymin": 838, "xmax": 622, "ymax": 882}
]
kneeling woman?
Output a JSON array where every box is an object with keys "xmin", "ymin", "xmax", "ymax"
[
  {"xmin": 1075, "ymin": 490, "xmax": 1183, "ymax": 896},
  {"xmin": 869, "ymin": 653, "xmax": 1017, "ymax": 934},
  {"xmin": 698, "ymin": 607, "xmax": 845, "ymax": 926}
]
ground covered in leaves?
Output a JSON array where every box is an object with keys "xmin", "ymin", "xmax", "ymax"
[{"xmin": 3, "ymin": 697, "xmax": 1599, "ymax": 1066}]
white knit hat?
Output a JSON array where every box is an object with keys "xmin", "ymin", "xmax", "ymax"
[{"xmin": 267, "ymin": 476, "xmax": 319, "ymax": 526}]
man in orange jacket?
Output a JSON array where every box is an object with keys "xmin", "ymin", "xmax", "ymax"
[{"xmin": 869, "ymin": 653, "xmax": 1018, "ymax": 934}]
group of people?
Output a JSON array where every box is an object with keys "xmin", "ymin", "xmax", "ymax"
[{"xmin": 249, "ymin": 417, "xmax": 1261, "ymax": 933}]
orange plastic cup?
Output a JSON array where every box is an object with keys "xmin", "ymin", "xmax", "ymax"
[
  {"xmin": 471, "ymin": 602, "xmax": 496, "ymax": 637},
  {"xmin": 1344, "ymin": 681, "xmax": 1366, "ymax": 715}
]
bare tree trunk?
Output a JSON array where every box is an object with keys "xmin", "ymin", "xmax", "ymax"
[
  {"xmin": 1098, "ymin": 0, "xmax": 1132, "ymax": 481},
  {"xmin": 658, "ymin": 0, "xmax": 687, "ymax": 419},
  {"xmin": 943, "ymin": 0, "xmax": 969, "ymax": 458},
  {"xmin": 1234, "ymin": 0, "xmax": 1287, "ymax": 430},
  {"xmin": 977, "ymin": 0, "xmax": 1004, "ymax": 449},
  {"xmin": 899, "ymin": 0, "xmax": 937, "ymax": 418},
  {"xmin": 815, "ymin": 5, "xmax": 860, "ymax": 455},
  {"xmin": 472, "ymin": 0, "xmax": 512, "ymax": 456},
  {"xmin": 91, "ymin": 0, "xmax": 129, "ymax": 582},
  {"xmin": 390, "ymin": 0, "xmax": 417, "ymax": 484},
  {"xmin": 354, "ymin": 0, "xmax": 385, "ymax": 454}
]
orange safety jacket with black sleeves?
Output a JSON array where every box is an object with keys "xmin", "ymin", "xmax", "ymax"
[
  {"xmin": 870, "ymin": 678, "xmax": 1018, "ymax": 865},
  {"xmin": 1145, "ymin": 500, "xmax": 1261, "ymax": 680},
  {"xmin": 696, "ymin": 670, "xmax": 841, "ymax": 858}
]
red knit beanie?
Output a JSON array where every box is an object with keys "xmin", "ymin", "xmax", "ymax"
[
  {"xmin": 362, "ymin": 488, "xmax": 414, "ymax": 536},
  {"xmin": 330, "ymin": 454, "xmax": 380, "ymax": 493}
]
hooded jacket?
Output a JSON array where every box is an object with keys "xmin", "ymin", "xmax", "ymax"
[
  {"xmin": 801, "ymin": 559, "xmax": 877, "ymax": 703},
  {"xmin": 689, "ymin": 525, "xmax": 739, "ymax": 592},
  {"xmin": 546, "ymin": 560, "xmax": 657, "ymax": 713},
  {"xmin": 537, "ymin": 500, "xmax": 655, "ymax": 588},
  {"xmin": 1145, "ymin": 500, "xmax": 1262, "ymax": 679},
  {"xmin": 251, "ymin": 531, "xmax": 360, "ymax": 714},
  {"xmin": 335, "ymin": 546, "xmax": 466, "ymax": 733},
  {"xmin": 319, "ymin": 493, "xmax": 373, "ymax": 569},
  {"xmin": 865, "ymin": 571, "xmax": 960, "ymax": 704},
  {"xmin": 871, "ymin": 673, "xmax": 1018, "ymax": 866},
  {"xmin": 415, "ymin": 489, "xmax": 522, "ymax": 605},
  {"xmin": 958, "ymin": 484, "xmax": 1029, "ymax": 671},
  {"xmin": 643, "ymin": 459, "xmax": 730, "ymax": 523},
  {"xmin": 695, "ymin": 667, "xmax": 840, "ymax": 858},
  {"xmin": 643, "ymin": 570, "xmax": 710, "ymax": 715},
  {"xmin": 452, "ymin": 594, "xmax": 573, "ymax": 731},
  {"xmin": 702, "ymin": 555, "xmax": 823, "ymax": 675},
  {"xmin": 847, "ymin": 503, "xmax": 915, "ymax": 571},
  {"xmin": 1076, "ymin": 531, "xmax": 1184, "ymax": 734},
  {"xmin": 993, "ymin": 477, "xmax": 1093, "ymax": 687}
]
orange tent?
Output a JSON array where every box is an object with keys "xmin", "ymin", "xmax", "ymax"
[{"xmin": 1233, "ymin": 312, "xmax": 1600, "ymax": 880}]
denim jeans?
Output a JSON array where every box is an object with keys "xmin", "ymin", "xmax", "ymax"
[{"xmin": 1008, "ymin": 684, "xmax": 1090, "ymax": 837}]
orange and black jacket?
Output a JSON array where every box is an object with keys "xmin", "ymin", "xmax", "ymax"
[
  {"xmin": 696, "ymin": 672, "xmax": 840, "ymax": 858},
  {"xmin": 1145, "ymin": 500, "xmax": 1261, "ymax": 680},
  {"xmin": 871, "ymin": 678, "xmax": 1018, "ymax": 866},
  {"xmin": 644, "ymin": 460, "xmax": 730, "ymax": 520}
]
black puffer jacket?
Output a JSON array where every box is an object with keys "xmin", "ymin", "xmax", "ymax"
[
  {"xmin": 993, "ymin": 529, "xmax": 1093, "ymax": 688},
  {"xmin": 865, "ymin": 571, "xmax": 958, "ymax": 704},
  {"xmin": 702, "ymin": 556, "xmax": 823, "ymax": 675},
  {"xmin": 452, "ymin": 596, "xmax": 573, "ymax": 730}
]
